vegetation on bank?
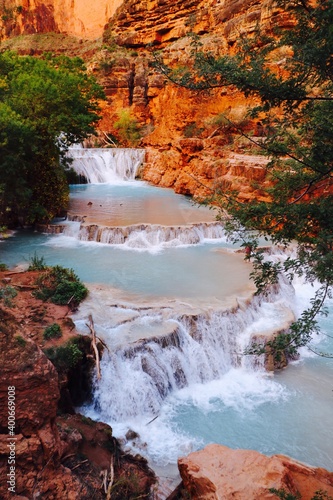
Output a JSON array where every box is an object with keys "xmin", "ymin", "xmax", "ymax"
[
  {"xmin": 156, "ymin": 0, "xmax": 333, "ymax": 360},
  {"xmin": 33, "ymin": 265, "xmax": 88, "ymax": 310},
  {"xmin": 0, "ymin": 51, "xmax": 104, "ymax": 227}
]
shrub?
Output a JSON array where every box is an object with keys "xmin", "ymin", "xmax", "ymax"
[
  {"xmin": 44, "ymin": 339, "xmax": 83, "ymax": 371},
  {"xmin": 183, "ymin": 122, "xmax": 204, "ymax": 138},
  {"xmin": 0, "ymin": 285, "xmax": 17, "ymax": 307},
  {"xmin": 114, "ymin": 108, "xmax": 142, "ymax": 146},
  {"xmin": 15, "ymin": 335, "xmax": 27, "ymax": 347},
  {"xmin": 28, "ymin": 252, "xmax": 47, "ymax": 271},
  {"xmin": 43, "ymin": 323, "xmax": 62, "ymax": 340},
  {"xmin": 0, "ymin": 263, "xmax": 8, "ymax": 271},
  {"xmin": 99, "ymin": 57, "xmax": 115, "ymax": 74},
  {"xmin": 34, "ymin": 265, "xmax": 88, "ymax": 309}
]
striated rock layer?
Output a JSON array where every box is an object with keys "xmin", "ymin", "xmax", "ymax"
[
  {"xmin": 178, "ymin": 444, "xmax": 333, "ymax": 500},
  {"xmin": 98, "ymin": 0, "xmax": 282, "ymax": 200},
  {"xmin": 0, "ymin": 0, "xmax": 123, "ymax": 39}
]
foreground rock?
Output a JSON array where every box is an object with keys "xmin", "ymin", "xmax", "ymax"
[{"xmin": 178, "ymin": 444, "xmax": 333, "ymax": 499}]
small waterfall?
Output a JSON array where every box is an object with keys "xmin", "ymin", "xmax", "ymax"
[
  {"xmin": 67, "ymin": 147, "xmax": 145, "ymax": 183},
  {"xmin": 61, "ymin": 220, "xmax": 227, "ymax": 249},
  {"xmin": 83, "ymin": 281, "xmax": 294, "ymax": 423}
]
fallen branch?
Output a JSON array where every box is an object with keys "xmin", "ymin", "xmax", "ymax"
[
  {"xmin": 96, "ymin": 335, "xmax": 110, "ymax": 352},
  {"xmin": 101, "ymin": 469, "xmax": 108, "ymax": 494},
  {"xmin": 71, "ymin": 459, "xmax": 89, "ymax": 471},
  {"xmin": 106, "ymin": 455, "xmax": 114, "ymax": 500},
  {"xmin": 145, "ymin": 415, "xmax": 159, "ymax": 426},
  {"xmin": 86, "ymin": 314, "xmax": 101, "ymax": 380},
  {"xmin": 61, "ymin": 453, "xmax": 77, "ymax": 462}
]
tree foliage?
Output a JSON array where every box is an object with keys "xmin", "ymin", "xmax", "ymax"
[
  {"xmin": 114, "ymin": 107, "xmax": 142, "ymax": 146},
  {"xmin": 156, "ymin": 0, "xmax": 333, "ymax": 359},
  {"xmin": 0, "ymin": 51, "xmax": 104, "ymax": 226}
]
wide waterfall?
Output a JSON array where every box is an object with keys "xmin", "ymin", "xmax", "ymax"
[
  {"xmin": 75, "ymin": 282, "xmax": 293, "ymax": 423},
  {"xmin": 67, "ymin": 146, "xmax": 145, "ymax": 183},
  {"xmin": 61, "ymin": 220, "xmax": 227, "ymax": 249}
]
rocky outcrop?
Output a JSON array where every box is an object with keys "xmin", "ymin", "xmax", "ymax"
[
  {"xmin": 0, "ymin": 306, "xmax": 83, "ymax": 499},
  {"xmin": 178, "ymin": 444, "xmax": 333, "ymax": 499}
]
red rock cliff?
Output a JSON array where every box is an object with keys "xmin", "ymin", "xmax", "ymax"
[
  {"xmin": 0, "ymin": 0, "xmax": 123, "ymax": 39},
  {"xmin": 97, "ymin": 0, "xmax": 280, "ymax": 200}
]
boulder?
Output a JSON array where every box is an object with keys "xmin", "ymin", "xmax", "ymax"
[{"xmin": 178, "ymin": 444, "xmax": 333, "ymax": 499}]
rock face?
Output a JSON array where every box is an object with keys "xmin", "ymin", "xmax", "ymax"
[
  {"xmin": 99, "ymin": 0, "xmax": 279, "ymax": 200},
  {"xmin": 0, "ymin": 0, "xmax": 123, "ymax": 38},
  {"xmin": 178, "ymin": 444, "xmax": 333, "ymax": 499},
  {"xmin": 0, "ymin": 307, "xmax": 82, "ymax": 499}
]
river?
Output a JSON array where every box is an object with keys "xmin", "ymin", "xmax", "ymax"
[{"xmin": 1, "ymin": 148, "xmax": 332, "ymax": 494}]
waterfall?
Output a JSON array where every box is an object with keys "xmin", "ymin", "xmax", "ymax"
[
  {"xmin": 67, "ymin": 147, "xmax": 145, "ymax": 183},
  {"xmin": 60, "ymin": 220, "xmax": 227, "ymax": 249},
  {"xmin": 77, "ymin": 280, "xmax": 294, "ymax": 423}
]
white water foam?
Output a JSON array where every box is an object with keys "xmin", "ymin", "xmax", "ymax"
[
  {"xmin": 78, "ymin": 280, "xmax": 294, "ymax": 465},
  {"xmin": 57, "ymin": 220, "xmax": 228, "ymax": 252},
  {"xmin": 67, "ymin": 146, "xmax": 145, "ymax": 183}
]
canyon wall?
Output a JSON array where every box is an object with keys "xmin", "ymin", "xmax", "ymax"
[
  {"xmin": 96, "ymin": 0, "xmax": 280, "ymax": 200},
  {"xmin": 0, "ymin": 0, "xmax": 123, "ymax": 38}
]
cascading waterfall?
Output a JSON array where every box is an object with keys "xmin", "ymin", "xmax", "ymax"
[
  {"xmin": 67, "ymin": 146, "xmax": 145, "ymax": 183},
  {"xmin": 60, "ymin": 219, "xmax": 227, "ymax": 249},
  {"xmin": 81, "ymin": 279, "xmax": 294, "ymax": 423}
]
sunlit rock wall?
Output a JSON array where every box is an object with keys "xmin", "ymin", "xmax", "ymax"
[{"xmin": 0, "ymin": 0, "xmax": 123, "ymax": 38}]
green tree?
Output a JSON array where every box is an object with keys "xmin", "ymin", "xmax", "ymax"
[
  {"xmin": 156, "ymin": 0, "xmax": 333, "ymax": 360},
  {"xmin": 0, "ymin": 52, "xmax": 104, "ymax": 226}
]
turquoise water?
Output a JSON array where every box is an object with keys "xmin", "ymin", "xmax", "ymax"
[
  {"xmin": 0, "ymin": 230, "xmax": 250, "ymax": 299},
  {"xmin": 68, "ymin": 182, "xmax": 216, "ymax": 226}
]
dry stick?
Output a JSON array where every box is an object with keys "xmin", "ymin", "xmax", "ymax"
[
  {"xmin": 106, "ymin": 455, "xmax": 115, "ymax": 500},
  {"xmin": 146, "ymin": 415, "xmax": 159, "ymax": 426},
  {"xmin": 96, "ymin": 335, "xmax": 110, "ymax": 352},
  {"xmin": 61, "ymin": 453, "xmax": 77, "ymax": 462},
  {"xmin": 71, "ymin": 459, "xmax": 89, "ymax": 471},
  {"xmin": 100, "ymin": 470, "xmax": 108, "ymax": 494},
  {"xmin": 86, "ymin": 314, "xmax": 101, "ymax": 380}
]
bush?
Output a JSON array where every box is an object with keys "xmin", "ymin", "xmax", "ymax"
[
  {"xmin": 114, "ymin": 108, "xmax": 142, "ymax": 146},
  {"xmin": 0, "ymin": 285, "xmax": 17, "ymax": 307},
  {"xmin": 34, "ymin": 265, "xmax": 88, "ymax": 309},
  {"xmin": 44, "ymin": 339, "xmax": 83, "ymax": 371},
  {"xmin": 15, "ymin": 335, "xmax": 26, "ymax": 347},
  {"xmin": 43, "ymin": 323, "xmax": 62, "ymax": 340},
  {"xmin": 183, "ymin": 122, "xmax": 204, "ymax": 138},
  {"xmin": 28, "ymin": 252, "xmax": 47, "ymax": 271}
]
